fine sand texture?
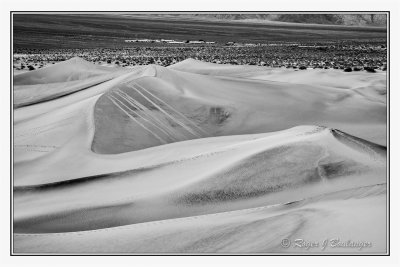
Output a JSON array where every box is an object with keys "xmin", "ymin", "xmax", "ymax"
[{"xmin": 13, "ymin": 58, "xmax": 387, "ymax": 254}]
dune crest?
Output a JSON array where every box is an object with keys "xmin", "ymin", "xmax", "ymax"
[{"xmin": 90, "ymin": 60, "xmax": 386, "ymax": 154}]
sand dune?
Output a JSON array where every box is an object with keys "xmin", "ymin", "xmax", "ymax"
[
  {"xmin": 14, "ymin": 126, "xmax": 386, "ymax": 234},
  {"xmin": 170, "ymin": 58, "xmax": 387, "ymax": 103},
  {"xmin": 14, "ymin": 57, "xmax": 125, "ymax": 86},
  {"xmin": 95, "ymin": 60, "xmax": 386, "ymax": 152},
  {"xmin": 14, "ymin": 184, "xmax": 386, "ymax": 253},
  {"xmin": 13, "ymin": 58, "xmax": 387, "ymax": 254},
  {"xmin": 13, "ymin": 57, "xmax": 130, "ymax": 108}
]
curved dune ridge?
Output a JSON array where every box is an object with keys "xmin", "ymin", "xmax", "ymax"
[
  {"xmin": 14, "ymin": 57, "xmax": 123, "ymax": 86},
  {"xmin": 13, "ymin": 57, "xmax": 131, "ymax": 108},
  {"xmin": 13, "ymin": 58, "xmax": 387, "ymax": 253}
]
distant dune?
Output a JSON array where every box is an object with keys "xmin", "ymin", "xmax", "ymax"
[{"xmin": 13, "ymin": 58, "xmax": 387, "ymax": 253}]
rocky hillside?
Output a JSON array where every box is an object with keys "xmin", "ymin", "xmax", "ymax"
[{"xmin": 183, "ymin": 14, "xmax": 387, "ymax": 27}]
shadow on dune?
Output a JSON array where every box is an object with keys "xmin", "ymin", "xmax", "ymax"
[{"xmin": 13, "ymin": 127, "xmax": 386, "ymax": 233}]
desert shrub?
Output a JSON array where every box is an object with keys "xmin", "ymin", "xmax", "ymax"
[{"xmin": 364, "ymin": 67, "xmax": 376, "ymax": 73}]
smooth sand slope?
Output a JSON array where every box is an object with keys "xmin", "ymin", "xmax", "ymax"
[
  {"xmin": 13, "ymin": 57, "xmax": 129, "ymax": 108},
  {"xmin": 14, "ymin": 184, "xmax": 386, "ymax": 253},
  {"xmin": 13, "ymin": 58, "xmax": 387, "ymax": 253}
]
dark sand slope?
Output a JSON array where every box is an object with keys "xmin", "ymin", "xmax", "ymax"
[{"xmin": 13, "ymin": 58, "xmax": 387, "ymax": 253}]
